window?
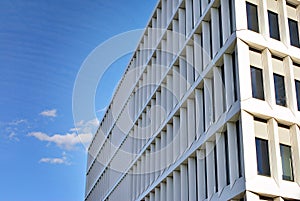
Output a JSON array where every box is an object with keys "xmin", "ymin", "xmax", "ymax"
[
  {"xmin": 246, "ymin": 2, "xmax": 259, "ymax": 32},
  {"xmin": 295, "ymin": 80, "xmax": 300, "ymax": 111},
  {"xmin": 268, "ymin": 11, "xmax": 280, "ymax": 40},
  {"xmin": 224, "ymin": 131, "xmax": 230, "ymax": 185},
  {"xmin": 274, "ymin": 74, "xmax": 286, "ymax": 106},
  {"xmin": 251, "ymin": 67, "xmax": 265, "ymax": 100},
  {"xmin": 218, "ymin": 6, "xmax": 223, "ymax": 47},
  {"xmin": 288, "ymin": 19, "xmax": 300, "ymax": 48},
  {"xmin": 255, "ymin": 138, "xmax": 271, "ymax": 176},
  {"xmin": 280, "ymin": 144, "xmax": 294, "ymax": 181},
  {"xmin": 232, "ymin": 52, "xmax": 238, "ymax": 101}
]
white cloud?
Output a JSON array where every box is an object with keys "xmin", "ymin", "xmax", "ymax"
[
  {"xmin": 39, "ymin": 152, "xmax": 70, "ymax": 165},
  {"xmin": 8, "ymin": 132, "xmax": 19, "ymax": 142},
  {"xmin": 8, "ymin": 119, "xmax": 27, "ymax": 126},
  {"xmin": 28, "ymin": 131, "xmax": 93, "ymax": 150},
  {"xmin": 40, "ymin": 109, "xmax": 57, "ymax": 117}
]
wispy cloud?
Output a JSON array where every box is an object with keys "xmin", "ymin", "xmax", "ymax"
[
  {"xmin": 8, "ymin": 132, "xmax": 19, "ymax": 142},
  {"xmin": 40, "ymin": 109, "xmax": 57, "ymax": 117},
  {"xmin": 39, "ymin": 152, "xmax": 70, "ymax": 165},
  {"xmin": 8, "ymin": 119, "xmax": 27, "ymax": 126}
]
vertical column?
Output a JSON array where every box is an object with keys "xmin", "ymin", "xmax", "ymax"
[
  {"xmin": 145, "ymin": 149, "xmax": 150, "ymax": 188},
  {"xmin": 197, "ymin": 149, "xmax": 207, "ymax": 200},
  {"xmin": 284, "ymin": 57, "xmax": 297, "ymax": 112},
  {"xmin": 155, "ymin": 137, "xmax": 161, "ymax": 179},
  {"xmin": 259, "ymin": 0, "xmax": 270, "ymax": 37},
  {"xmin": 239, "ymin": 111, "xmax": 257, "ymax": 181},
  {"xmin": 262, "ymin": 48, "xmax": 276, "ymax": 106},
  {"xmin": 213, "ymin": 66, "xmax": 223, "ymax": 120},
  {"xmin": 194, "ymin": 34, "xmax": 202, "ymax": 78},
  {"xmin": 234, "ymin": 0, "xmax": 247, "ymax": 31},
  {"xmin": 204, "ymin": 78, "xmax": 213, "ymax": 129},
  {"xmin": 160, "ymin": 182, "xmax": 166, "ymax": 201},
  {"xmin": 167, "ymin": 30, "xmax": 173, "ymax": 65},
  {"xmin": 224, "ymin": 54, "xmax": 234, "ymax": 109},
  {"xmin": 161, "ymin": 131, "xmax": 167, "ymax": 173},
  {"xmin": 186, "ymin": 0, "xmax": 193, "ymax": 36},
  {"xmin": 186, "ymin": 45, "xmax": 195, "ymax": 89},
  {"xmin": 290, "ymin": 125, "xmax": 300, "ymax": 184},
  {"xmin": 173, "ymin": 19, "xmax": 179, "ymax": 57},
  {"xmin": 141, "ymin": 154, "xmax": 145, "ymax": 193},
  {"xmin": 179, "ymin": 8, "xmax": 186, "ymax": 49},
  {"xmin": 157, "ymin": 8, "xmax": 162, "ymax": 41},
  {"xmin": 188, "ymin": 157, "xmax": 197, "ymax": 201},
  {"xmin": 206, "ymin": 141, "xmax": 216, "ymax": 198},
  {"xmin": 179, "ymin": 57, "xmax": 187, "ymax": 99},
  {"xmin": 202, "ymin": 21, "xmax": 211, "ymax": 68},
  {"xmin": 195, "ymin": 89, "xmax": 204, "ymax": 138},
  {"xmin": 193, "ymin": 0, "xmax": 200, "ymax": 27},
  {"xmin": 166, "ymin": 74, "xmax": 173, "ymax": 114},
  {"xmin": 180, "ymin": 164, "xmax": 188, "ymax": 201},
  {"xmin": 268, "ymin": 118, "xmax": 281, "ymax": 184},
  {"xmin": 155, "ymin": 188, "xmax": 160, "ymax": 201},
  {"xmin": 180, "ymin": 107, "xmax": 188, "ymax": 155},
  {"xmin": 227, "ymin": 122, "xmax": 239, "ymax": 184},
  {"xmin": 156, "ymin": 91, "xmax": 161, "ymax": 130},
  {"xmin": 173, "ymin": 66, "xmax": 180, "ymax": 107},
  {"xmin": 216, "ymin": 133, "xmax": 227, "ymax": 191},
  {"xmin": 187, "ymin": 98, "xmax": 196, "ymax": 147},
  {"xmin": 211, "ymin": 8, "xmax": 220, "ymax": 57},
  {"xmin": 278, "ymin": 0, "xmax": 290, "ymax": 46},
  {"xmin": 161, "ymin": 83, "xmax": 167, "ymax": 123},
  {"xmin": 221, "ymin": 0, "xmax": 231, "ymax": 44},
  {"xmin": 167, "ymin": 124, "xmax": 173, "ymax": 167},
  {"xmin": 161, "ymin": 0, "xmax": 167, "ymax": 29},
  {"xmin": 150, "ymin": 144, "xmax": 155, "ymax": 183},
  {"xmin": 173, "ymin": 170, "xmax": 181, "ymax": 201},
  {"xmin": 166, "ymin": 177, "xmax": 174, "ymax": 201},
  {"xmin": 173, "ymin": 116, "xmax": 180, "ymax": 162},
  {"xmin": 150, "ymin": 192, "xmax": 155, "ymax": 201},
  {"xmin": 236, "ymin": 39, "xmax": 251, "ymax": 101}
]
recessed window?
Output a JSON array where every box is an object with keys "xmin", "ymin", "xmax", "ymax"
[
  {"xmin": 295, "ymin": 80, "xmax": 300, "ymax": 111},
  {"xmin": 268, "ymin": 11, "xmax": 280, "ymax": 40},
  {"xmin": 280, "ymin": 144, "xmax": 294, "ymax": 181},
  {"xmin": 274, "ymin": 74, "xmax": 286, "ymax": 106},
  {"xmin": 288, "ymin": 19, "xmax": 300, "ymax": 48},
  {"xmin": 251, "ymin": 67, "xmax": 265, "ymax": 100},
  {"xmin": 246, "ymin": 2, "xmax": 259, "ymax": 32},
  {"xmin": 255, "ymin": 138, "xmax": 271, "ymax": 176}
]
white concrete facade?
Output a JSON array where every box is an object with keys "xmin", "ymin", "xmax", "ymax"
[{"xmin": 85, "ymin": 0, "xmax": 300, "ymax": 200}]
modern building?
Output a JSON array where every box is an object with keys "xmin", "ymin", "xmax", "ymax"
[{"xmin": 85, "ymin": 0, "xmax": 300, "ymax": 200}]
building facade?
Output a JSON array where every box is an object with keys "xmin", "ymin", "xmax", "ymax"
[{"xmin": 85, "ymin": 0, "xmax": 300, "ymax": 200}]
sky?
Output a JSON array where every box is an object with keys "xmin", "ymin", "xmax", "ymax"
[{"xmin": 0, "ymin": 1, "xmax": 157, "ymax": 201}]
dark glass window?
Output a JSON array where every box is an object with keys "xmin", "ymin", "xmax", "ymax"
[
  {"xmin": 255, "ymin": 138, "xmax": 271, "ymax": 176},
  {"xmin": 251, "ymin": 67, "xmax": 265, "ymax": 100},
  {"xmin": 280, "ymin": 144, "xmax": 294, "ymax": 181},
  {"xmin": 295, "ymin": 80, "xmax": 300, "ymax": 111},
  {"xmin": 232, "ymin": 52, "xmax": 238, "ymax": 101},
  {"xmin": 288, "ymin": 19, "xmax": 300, "ymax": 48},
  {"xmin": 246, "ymin": 2, "xmax": 259, "ymax": 32},
  {"xmin": 218, "ymin": 6, "xmax": 223, "ymax": 47},
  {"xmin": 224, "ymin": 131, "xmax": 230, "ymax": 185},
  {"xmin": 268, "ymin": 11, "xmax": 280, "ymax": 40},
  {"xmin": 274, "ymin": 74, "xmax": 286, "ymax": 106}
]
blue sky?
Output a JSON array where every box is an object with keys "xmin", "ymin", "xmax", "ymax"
[{"xmin": 0, "ymin": 1, "xmax": 157, "ymax": 201}]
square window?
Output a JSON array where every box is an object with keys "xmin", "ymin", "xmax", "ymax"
[
  {"xmin": 255, "ymin": 138, "xmax": 271, "ymax": 176},
  {"xmin": 246, "ymin": 2, "xmax": 259, "ymax": 32},
  {"xmin": 268, "ymin": 11, "xmax": 280, "ymax": 40},
  {"xmin": 251, "ymin": 67, "xmax": 265, "ymax": 100},
  {"xmin": 288, "ymin": 19, "xmax": 300, "ymax": 48},
  {"xmin": 274, "ymin": 74, "xmax": 286, "ymax": 106}
]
